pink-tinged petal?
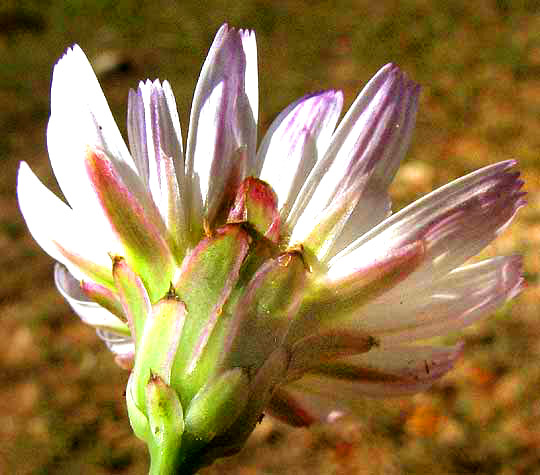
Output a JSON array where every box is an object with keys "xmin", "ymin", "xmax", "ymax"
[
  {"xmin": 324, "ymin": 239, "xmax": 425, "ymax": 300},
  {"xmin": 329, "ymin": 80, "xmax": 419, "ymax": 257},
  {"xmin": 96, "ymin": 328, "xmax": 135, "ymax": 365},
  {"xmin": 227, "ymin": 177, "xmax": 280, "ymax": 242},
  {"xmin": 185, "ymin": 25, "xmax": 258, "ymax": 234},
  {"xmin": 54, "ymin": 263, "xmax": 130, "ymax": 336},
  {"xmin": 288, "ymin": 64, "xmax": 419, "ymax": 262},
  {"xmin": 329, "ymin": 161, "xmax": 525, "ymax": 285},
  {"xmin": 113, "ymin": 257, "xmax": 152, "ymax": 345},
  {"xmin": 342, "ymin": 256, "xmax": 524, "ymax": 344},
  {"xmin": 127, "ymin": 87, "xmax": 150, "ymax": 184},
  {"xmin": 257, "ymin": 90, "xmax": 343, "ymax": 220},
  {"xmin": 267, "ymin": 386, "xmax": 346, "ymax": 427},
  {"xmin": 113, "ymin": 350, "xmax": 135, "ymax": 370},
  {"xmin": 295, "ymin": 343, "xmax": 464, "ymax": 398},
  {"xmin": 80, "ymin": 278, "xmax": 125, "ymax": 320},
  {"xmin": 287, "ymin": 240, "xmax": 424, "ymax": 343},
  {"xmin": 47, "ymin": 45, "xmax": 136, "ymax": 247},
  {"xmin": 127, "ymin": 80, "xmax": 186, "ymax": 254},
  {"xmin": 86, "ymin": 148, "xmax": 176, "ymax": 301},
  {"xmin": 17, "ymin": 162, "xmax": 114, "ymax": 286}
]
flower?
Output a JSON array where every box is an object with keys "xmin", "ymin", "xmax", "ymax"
[{"xmin": 17, "ymin": 24, "xmax": 525, "ymax": 474}]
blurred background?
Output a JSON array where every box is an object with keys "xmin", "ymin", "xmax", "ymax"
[{"xmin": 1, "ymin": 0, "xmax": 540, "ymax": 473}]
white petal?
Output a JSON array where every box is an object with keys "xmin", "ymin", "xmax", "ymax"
[
  {"xmin": 258, "ymin": 90, "xmax": 343, "ymax": 222},
  {"xmin": 292, "ymin": 343, "xmax": 463, "ymax": 398},
  {"xmin": 185, "ymin": 25, "xmax": 258, "ymax": 231},
  {"xmin": 17, "ymin": 162, "xmax": 113, "ymax": 284},
  {"xmin": 331, "ymin": 186, "xmax": 392, "ymax": 255},
  {"xmin": 325, "ymin": 256, "xmax": 523, "ymax": 343},
  {"xmin": 47, "ymin": 45, "xmax": 136, "ymax": 246},
  {"xmin": 54, "ymin": 263, "xmax": 130, "ymax": 335},
  {"xmin": 329, "ymin": 161, "xmax": 524, "ymax": 283},
  {"xmin": 96, "ymin": 329, "xmax": 135, "ymax": 360}
]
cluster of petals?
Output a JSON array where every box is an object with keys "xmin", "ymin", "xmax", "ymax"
[{"xmin": 18, "ymin": 23, "xmax": 525, "ymax": 428}]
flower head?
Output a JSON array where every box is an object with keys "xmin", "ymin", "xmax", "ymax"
[{"xmin": 18, "ymin": 24, "xmax": 525, "ymax": 474}]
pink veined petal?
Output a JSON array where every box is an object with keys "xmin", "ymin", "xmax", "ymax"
[
  {"xmin": 127, "ymin": 86, "xmax": 150, "ymax": 185},
  {"xmin": 96, "ymin": 329, "xmax": 135, "ymax": 365},
  {"xmin": 17, "ymin": 162, "xmax": 114, "ymax": 285},
  {"xmin": 47, "ymin": 45, "xmax": 136, "ymax": 248},
  {"xmin": 157, "ymin": 80, "xmax": 186, "ymax": 194},
  {"xmin": 54, "ymin": 263, "xmax": 130, "ymax": 336},
  {"xmin": 290, "ymin": 343, "xmax": 464, "ymax": 398},
  {"xmin": 127, "ymin": 80, "xmax": 186, "ymax": 254},
  {"xmin": 271, "ymin": 344, "xmax": 462, "ymax": 425},
  {"xmin": 328, "ymin": 78, "xmax": 420, "ymax": 258},
  {"xmin": 127, "ymin": 79, "xmax": 184, "ymax": 188},
  {"xmin": 285, "ymin": 240, "xmax": 425, "ymax": 346},
  {"xmin": 288, "ymin": 64, "xmax": 420, "ymax": 262},
  {"xmin": 257, "ymin": 90, "xmax": 344, "ymax": 222},
  {"xmin": 332, "ymin": 256, "xmax": 524, "ymax": 345},
  {"xmin": 287, "ymin": 65, "xmax": 403, "ymax": 234},
  {"xmin": 80, "ymin": 278, "xmax": 125, "ymax": 319},
  {"xmin": 185, "ymin": 25, "xmax": 258, "ymax": 235},
  {"xmin": 328, "ymin": 161, "xmax": 525, "ymax": 284}
]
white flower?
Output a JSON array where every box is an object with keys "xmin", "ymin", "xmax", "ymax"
[{"xmin": 17, "ymin": 24, "xmax": 525, "ymax": 472}]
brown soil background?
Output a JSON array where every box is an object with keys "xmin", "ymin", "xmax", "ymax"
[{"xmin": 2, "ymin": 1, "xmax": 540, "ymax": 473}]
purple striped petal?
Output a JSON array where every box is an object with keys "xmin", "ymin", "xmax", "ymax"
[
  {"xmin": 329, "ymin": 161, "xmax": 525, "ymax": 285},
  {"xmin": 127, "ymin": 80, "xmax": 186, "ymax": 254},
  {"xmin": 257, "ymin": 90, "xmax": 343, "ymax": 221},
  {"xmin": 329, "ymin": 78, "xmax": 419, "ymax": 257},
  {"xmin": 286, "ymin": 240, "xmax": 424, "ymax": 344},
  {"xmin": 288, "ymin": 64, "xmax": 419, "ymax": 262},
  {"xmin": 185, "ymin": 25, "xmax": 258, "ymax": 235}
]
